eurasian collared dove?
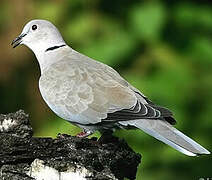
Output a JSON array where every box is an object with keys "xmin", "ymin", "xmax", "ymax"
[{"xmin": 12, "ymin": 19, "xmax": 210, "ymax": 156}]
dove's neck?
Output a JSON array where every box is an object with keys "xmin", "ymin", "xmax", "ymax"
[{"xmin": 33, "ymin": 43, "xmax": 72, "ymax": 74}]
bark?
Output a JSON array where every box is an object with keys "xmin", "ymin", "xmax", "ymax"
[{"xmin": 0, "ymin": 110, "xmax": 141, "ymax": 180}]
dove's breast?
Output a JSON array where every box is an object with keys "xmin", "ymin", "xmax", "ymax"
[{"xmin": 39, "ymin": 61, "xmax": 96, "ymax": 124}]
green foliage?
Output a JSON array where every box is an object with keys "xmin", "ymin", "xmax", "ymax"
[
  {"xmin": 1, "ymin": 0, "xmax": 212, "ymax": 179},
  {"xmin": 130, "ymin": 2, "xmax": 166, "ymax": 42}
]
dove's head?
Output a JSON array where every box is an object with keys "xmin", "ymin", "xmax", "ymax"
[{"xmin": 11, "ymin": 19, "xmax": 66, "ymax": 54}]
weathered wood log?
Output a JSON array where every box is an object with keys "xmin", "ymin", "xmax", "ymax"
[{"xmin": 0, "ymin": 110, "xmax": 141, "ymax": 180}]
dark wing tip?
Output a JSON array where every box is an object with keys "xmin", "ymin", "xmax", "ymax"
[{"xmin": 164, "ymin": 116, "xmax": 177, "ymax": 125}]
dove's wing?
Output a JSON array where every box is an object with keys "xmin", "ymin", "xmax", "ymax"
[
  {"xmin": 39, "ymin": 54, "xmax": 138, "ymax": 124},
  {"xmin": 39, "ymin": 50, "xmax": 172, "ymax": 124}
]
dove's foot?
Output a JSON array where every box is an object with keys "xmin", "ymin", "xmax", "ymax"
[{"xmin": 76, "ymin": 131, "xmax": 92, "ymax": 138}]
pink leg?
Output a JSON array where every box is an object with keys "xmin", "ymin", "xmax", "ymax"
[{"xmin": 76, "ymin": 131, "xmax": 92, "ymax": 138}]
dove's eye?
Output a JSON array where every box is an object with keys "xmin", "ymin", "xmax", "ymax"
[{"xmin": 32, "ymin": 25, "xmax": 37, "ymax": 31}]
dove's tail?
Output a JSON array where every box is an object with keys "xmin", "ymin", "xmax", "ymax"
[{"xmin": 120, "ymin": 119, "xmax": 210, "ymax": 156}]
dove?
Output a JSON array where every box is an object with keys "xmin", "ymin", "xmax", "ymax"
[{"xmin": 11, "ymin": 19, "xmax": 210, "ymax": 156}]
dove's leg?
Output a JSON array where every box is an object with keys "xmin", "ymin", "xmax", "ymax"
[
  {"xmin": 71, "ymin": 123, "xmax": 96, "ymax": 138},
  {"xmin": 76, "ymin": 130, "xmax": 93, "ymax": 138}
]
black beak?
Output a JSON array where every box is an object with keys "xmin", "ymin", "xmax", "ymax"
[{"xmin": 11, "ymin": 33, "xmax": 26, "ymax": 48}]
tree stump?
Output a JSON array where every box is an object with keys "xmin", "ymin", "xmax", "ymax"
[{"xmin": 0, "ymin": 110, "xmax": 141, "ymax": 180}]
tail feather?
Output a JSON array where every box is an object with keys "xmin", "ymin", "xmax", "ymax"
[{"xmin": 120, "ymin": 119, "xmax": 210, "ymax": 156}]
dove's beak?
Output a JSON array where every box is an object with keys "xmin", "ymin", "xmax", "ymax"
[{"xmin": 11, "ymin": 33, "xmax": 27, "ymax": 48}]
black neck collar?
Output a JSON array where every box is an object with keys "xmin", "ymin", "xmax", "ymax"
[{"xmin": 45, "ymin": 44, "xmax": 66, "ymax": 52}]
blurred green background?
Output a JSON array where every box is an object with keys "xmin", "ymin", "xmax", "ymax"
[{"xmin": 1, "ymin": 0, "xmax": 212, "ymax": 179}]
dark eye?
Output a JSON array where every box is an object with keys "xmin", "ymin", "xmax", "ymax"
[{"xmin": 32, "ymin": 25, "xmax": 37, "ymax": 31}]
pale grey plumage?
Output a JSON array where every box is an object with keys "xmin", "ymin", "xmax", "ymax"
[{"xmin": 12, "ymin": 19, "xmax": 210, "ymax": 156}]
